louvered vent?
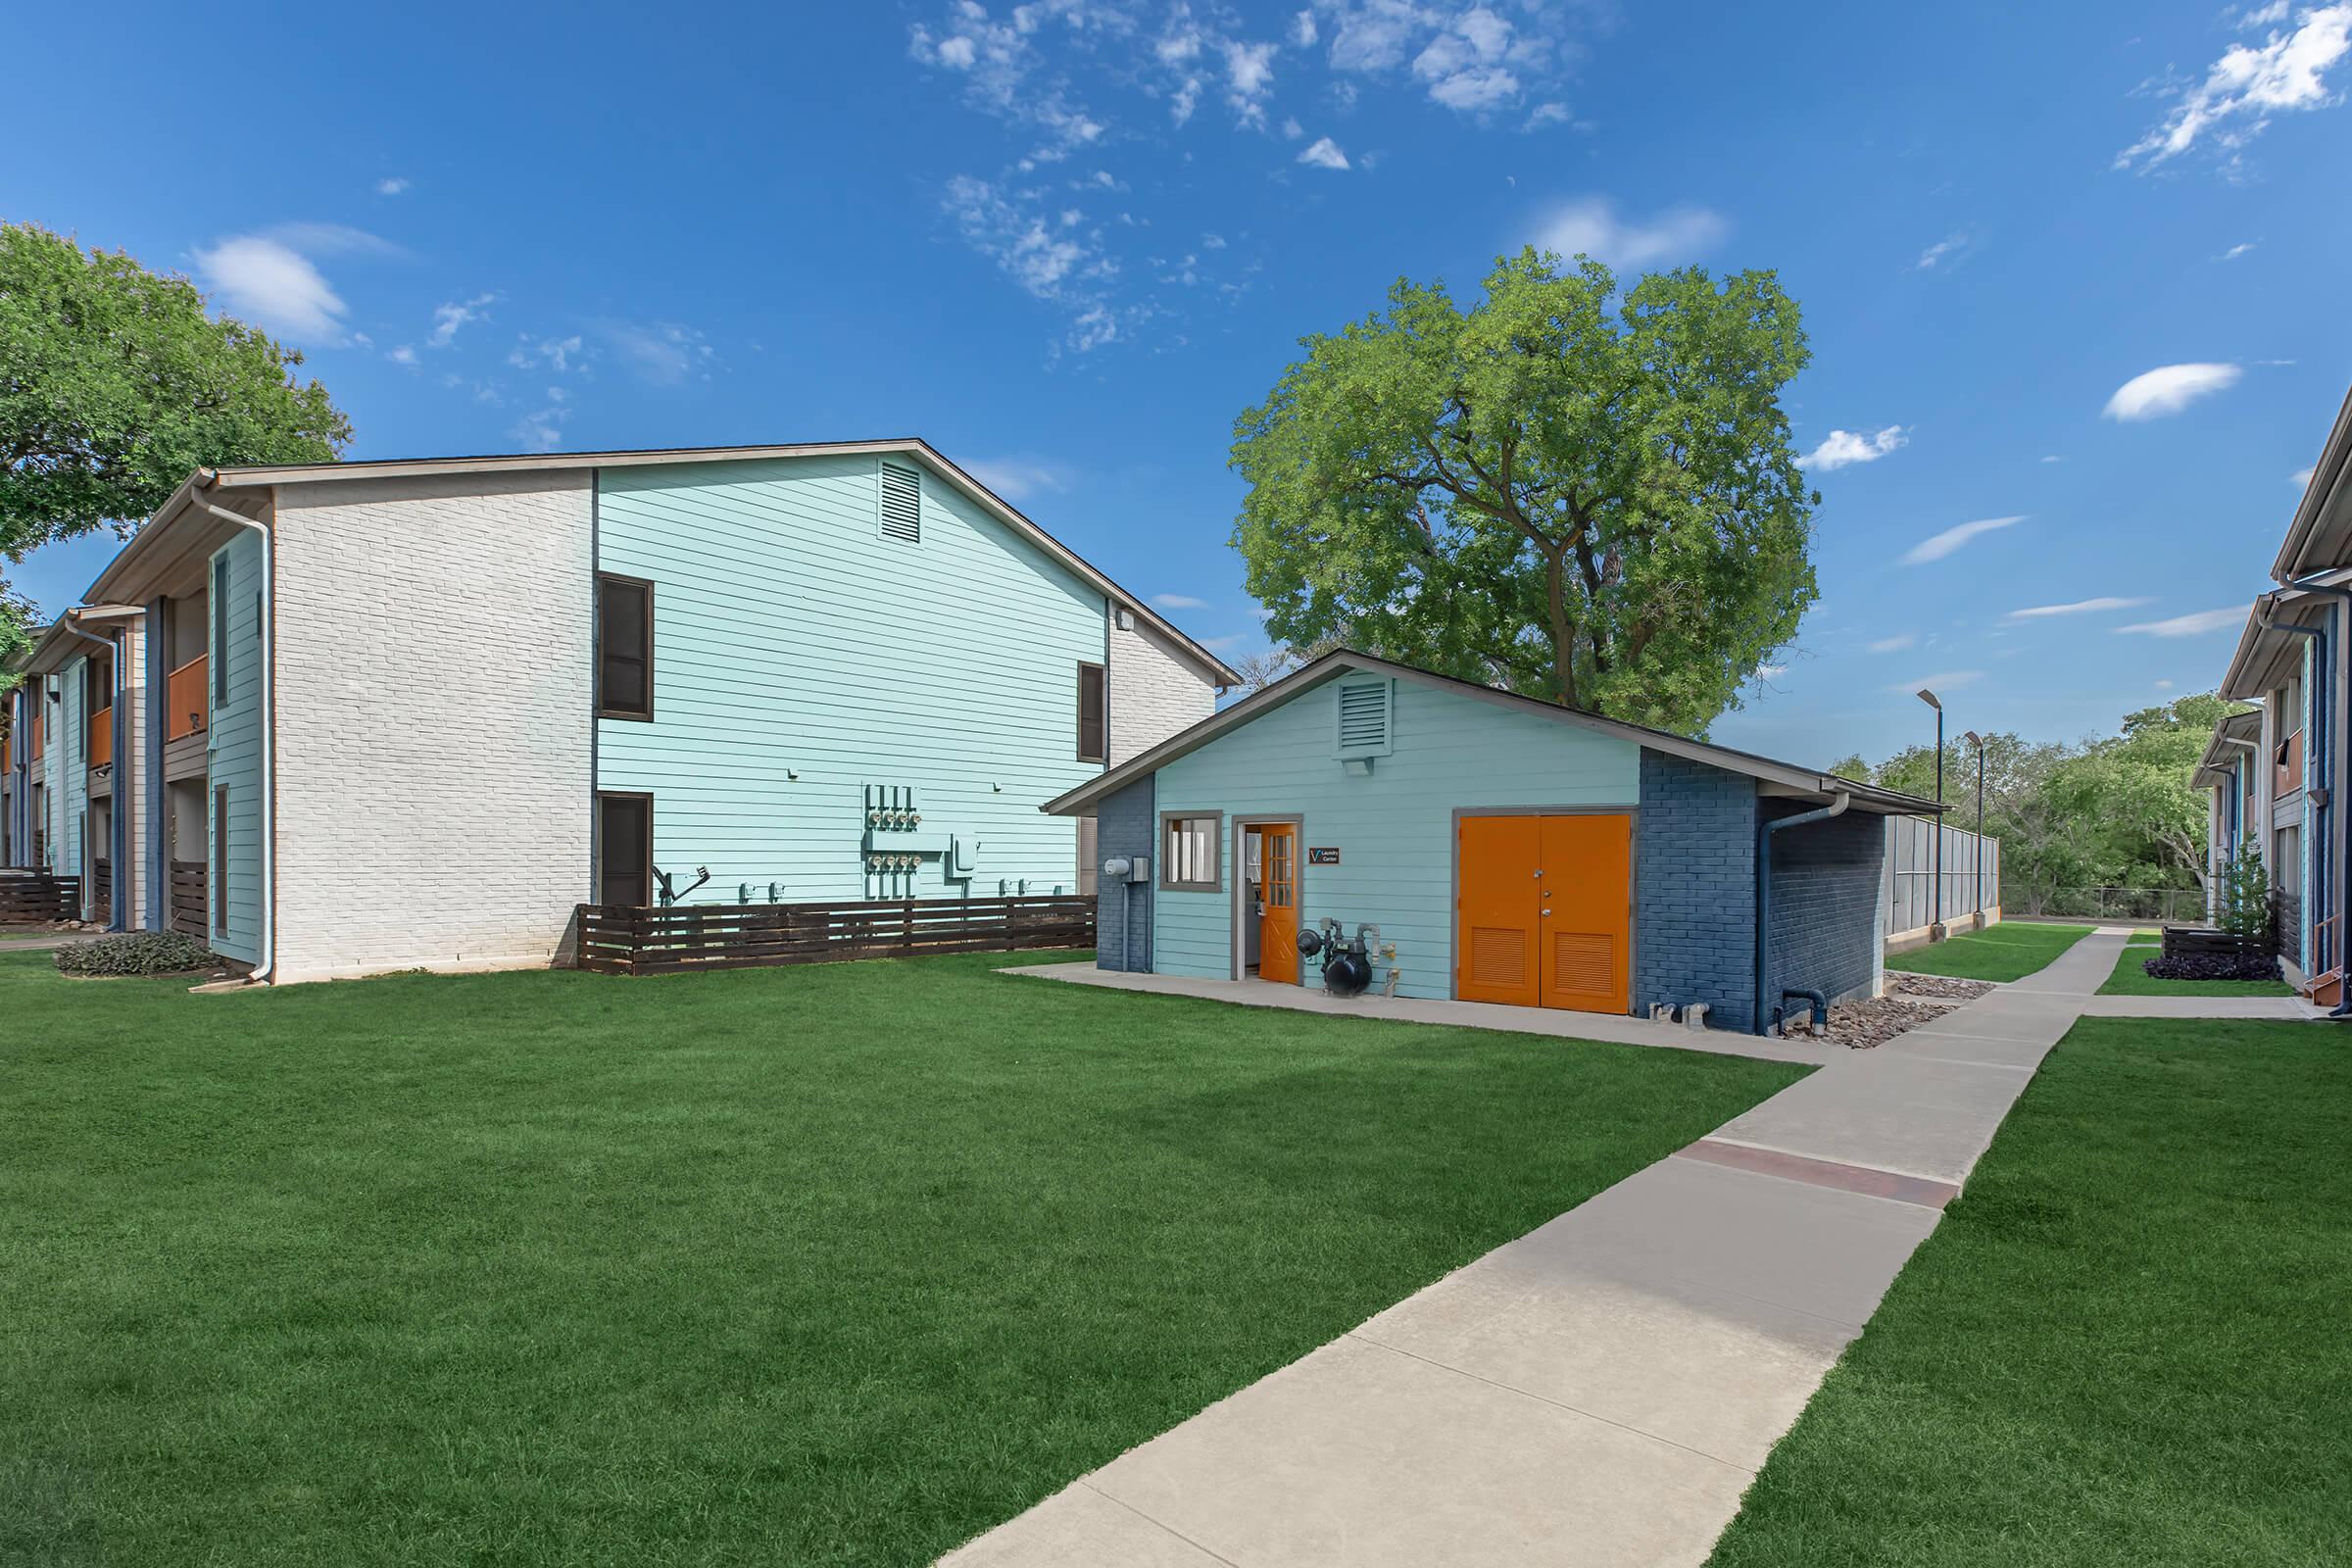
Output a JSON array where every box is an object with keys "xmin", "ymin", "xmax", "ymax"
[
  {"xmin": 1333, "ymin": 678, "xmax": 1394, "ymax": 759},
  {"xmin": 878, "ymin": 460, "xmax": 922, "ymax": 543},
  {"xmin": 1551, "ymin": 931, "xmax": 1615, "ymax": 998},
  {"xmin": 1470, "ymin": 926, "xmax": 1528, "ymax": 988}
]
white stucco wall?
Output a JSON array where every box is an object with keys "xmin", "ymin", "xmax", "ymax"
[{"xmin": 270, "ymin": 471, "xmax": 595, "ymax": 981}]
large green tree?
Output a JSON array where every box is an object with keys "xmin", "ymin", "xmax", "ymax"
[
  {"xmin": 2047, "ymin": 693, "xmax": 2243, "ymax": 900},
  {"xmin": 1229, "ymin": 248, "xmax": 1818, "ymax": 736},
  {"xmin": 0, "ymin": 221, "xmax": 350, "ymax": 659}
]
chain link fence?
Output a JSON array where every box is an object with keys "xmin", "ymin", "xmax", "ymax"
[{"xmin": 2034, "ymin": 886, "xmax": 2208, "ymax": 924}]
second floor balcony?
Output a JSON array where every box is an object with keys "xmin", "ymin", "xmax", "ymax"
[{"xmin": 167, "ymin": 654, "xmax": 209, "ymax": 742}]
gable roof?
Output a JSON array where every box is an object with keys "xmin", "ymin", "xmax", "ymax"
[
  {"xmin": 81, "ymin": 439, "xmax": 1240, "ymax": 686},
  {"xmin": 2275, "ymin": 380, "xmax": 2352, "ymax": 582},
  {"xmin": 2192, "ymin": 707, "xmax": 2264, "ymax": 791},
  {"xmin": 1041, "ymin": 650, "xmax": 1941, "ymax": 817}
]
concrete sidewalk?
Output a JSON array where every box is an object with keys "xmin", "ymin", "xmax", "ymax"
[{"xmin": 944, "ymin": 927, "xmax": 2243, "ymax": 1567}]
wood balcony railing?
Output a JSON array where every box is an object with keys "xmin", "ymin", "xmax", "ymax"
[
  {"xmin": 167, "ymin": 655, "xmax": 209, "ymax": 742},
  {"xmin": 88, "ymin": 707, "xmax": 113, "ymax": 770},
  {"xmin": 2277, "ymin": 728, "xmax": 2304, "ymax": 798}
]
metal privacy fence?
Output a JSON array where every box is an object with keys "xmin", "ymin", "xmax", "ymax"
[{"xmin": 1884, "ymin": 815, "xmax": 1999, "ymax": 937}]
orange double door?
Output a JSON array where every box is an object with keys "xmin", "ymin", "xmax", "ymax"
[{"xmin": 1455, "ymin": 813, "xmax": 1633, "ymax": 1014}]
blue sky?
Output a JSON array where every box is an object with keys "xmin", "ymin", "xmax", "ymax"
[{"xmin": 7, "ymin": 0, "xmax": 2350, "ymax": 766}]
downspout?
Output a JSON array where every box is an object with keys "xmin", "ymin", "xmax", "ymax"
[
  {"xmin": 56, "ymin": 613, "xmax": 125, "ymax": 930},
  {"xmin": 187, "ymin": 488, "xmax": 275, "ymax": 984},
  {"xmin": 2261, "ymin": 586, "xmax": 2352, "ymax": 1013},
  {"xmin": 1754, "ymin": 790, "xmax": 1851, "ymax": 1036}
]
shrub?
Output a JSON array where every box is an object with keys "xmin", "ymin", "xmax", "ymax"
[
  {"xmin": 2217, "ymin": 845, "xmax": 2275, "ymax": 952},
  {"xmin": 56, "ymin": 930, "xmax": 222, "ymax": 978},
  {"xmin": 2142, "ymin": 952, "xmax": 2280, "ymax": 984}
]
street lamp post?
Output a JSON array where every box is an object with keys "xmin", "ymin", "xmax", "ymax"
[
  {"xmin": 1918, "ymin": 689, "xmax": 1944, "ymax": 938},
  {"xmin": 1963, "ymin": 730, "xmax": 1986, "ymax": 929}
]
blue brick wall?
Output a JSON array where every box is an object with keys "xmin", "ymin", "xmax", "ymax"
[
  {"xmin": 1095, "ymin": 775, "xmax": 1154, "ymax": 971},
  {"xmin": 1637, "ymin": 752, "xmax": 1758, "ymax": 1030},
  {"xmin": 1766, "ymin": 803, "xmax": 1885, "ymax": 1014}
]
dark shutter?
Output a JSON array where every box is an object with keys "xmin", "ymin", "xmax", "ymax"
[
  {"xmin": 597, "ymin": 574, "xmax": 655, "ymax": 719},
  {"xmin": 212, "ymin": 784, "xmax": 229, "ymax": 937},
  {"xmin": 597, "ymin": 794, "xmax": 652, "ymax": 906},
  {"xmin": 211, "ymin": 556, "xmax": 230, "ymax": 706},
  {"xmin": 1077, "ymin": 662, "xmax": 1106, "ymax": 762}
]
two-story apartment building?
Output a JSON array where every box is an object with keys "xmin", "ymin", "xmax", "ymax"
[
  {"xmin": 2208, "ymin": 382, "xmax": 2352, "ymax": 1006},
  {"xmin": 5, "ymin": 440, "xmax": 1234, "ymax": 981}
]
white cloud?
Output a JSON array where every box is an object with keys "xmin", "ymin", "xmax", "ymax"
[
  {"xmin": 2103, "ymin": 363, "xmax": 2242, "ymax": 420},
  {"xmin": 2117, "ymin": 4, "xmax": 2352, "ymax": 172},
  {"xmin": 1298, "ymin": 135, "xmax": 1351, "ymax": 170},
  {"xmin": 1886, "ymin": 670, "xmax": 1984, "ymax": 694},
  {"xmin": 1152, "ymin": 593, "xmax": 1210, "ymax": 611},
  {"xmin": 386, "ymin": 344, "xmax": 418, "ymax": 367},
  {"xmin": 426, "ymin": 292, "xmax": 496, "ymax": 348},
  {"xmin": 1281, "ymin": 114, "xmax": 1305, "ymax": 138},
  {"xmin": 1901, "ymin": 514, "xmax": 2026, "ymax": 565},
  {"xmin": 602, "ymin": 320, "xmax": 713, "ymax": 385},
  {"xmin": 1223, "ymin": 38, "xmax": 1278, "ymax": 124},
  {"xmin": 1801, "ymin": 424, "xmax": 1908, "ymax": 471},
  {"xmin": 963, "ymin": 457, "xmax": 1074, "ymax": 501},
  {"xmin": 2220, "ymin": 239, "xmax": 2260, "ymax": 259},
  {"xmin": 1201, "ymin": 231, "xmax": 1227, "ymax": 249},
  {"xmin": 2040, "ymin": 454, "xmax": 2064, "ymax": 464},
  {"xmin": 508, "ymin": 333, "xmax": 585, "ymax": 372},
  {"xmin": 906, "ymin": 2, "xmax": 1109, "ymax": 161},
  {"xmin": 376, "ymin": 176, "xmax": 411, "ymax": 196},
  {"xmin": 1411, "ymin": 7, "xmax": 1520, "ymax": 111},
  {"xmin": 512, "ymin": 400, "xmax": 572, "ymax": 454},
  {"xmin": 1534, "ymin": 197, "xmax": 1729, "ymax": 271},
  {"xmin": 944, "ymin": 174, "xmax": 1107, "ymax": 300},
  {"xmin": 2292, "ymin": 465, "xmax": 2318, "ymax": 487},
  {"xmin": 1867, "ymin": 634, "xmax": 1916, "ymax": 654},
  {"xmin": 2154, "ymin": 677, "xmax": 2177, "ymax": 689},
  {"xmin": 192, "ymin": 234, "xmax": 351, "ymax": 341},
  {"xmin": 1291, "ymin": 9, "xmax": 1317, "ymax": 46},
  {"xmin": 2116, "ymin": 607, "xmax": 2247, "ymax": 637},
  {"xmin": 2238, "ymin": 3, "xmax": 2291, "ymax": 27},
  {"xmin": 1914, "ymin": 232, "xmax": 1975, "ymax": 270},
  {"xmin": 2004, "ymin": 596, "xmax": 2153, "ymax": 620},
  {"xmin": 1755, "ymin": 662, "xmax": 1788, "ymax": 679},
  {"xmin": 1524, "ymin": 100, "xmax": 1572, "ymax": 129}
]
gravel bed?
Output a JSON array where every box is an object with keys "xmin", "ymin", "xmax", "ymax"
[
  {"xmin": 1886, "ymin": 971, "xmax": 1997, "ymax": 1002},
  {"xmin": 1782, "ymin": 995, "xmax": 1955, "ymax": 1050}
]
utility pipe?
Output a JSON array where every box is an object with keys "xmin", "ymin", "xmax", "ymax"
[
  {"xmin": 56, "ymin": 612, "xmax": 127, "ymax": 931},
  {"xmin": 1753, "ymin": 790, "xmax": 1851, "ymax": 1036},
  {"xmin": 188, "ymin": 489, "xmax": 275, "ymax": 984}
]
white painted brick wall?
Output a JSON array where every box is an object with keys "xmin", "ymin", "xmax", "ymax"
[
  {"xmin": 270, "ymin": 472, "xmax": 594, "ymax": 980},
  {"xmin": 1105, "ymin": 610, "xmax": 1217, "ymax": 764}
]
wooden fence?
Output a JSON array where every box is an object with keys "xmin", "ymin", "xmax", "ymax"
[
  {"xmin": 170, "ymin": 860, "xmax": 207, "ymax": 939},
  {"xmin": 575, "ymin": 894, "xmax": 1097, "ymax": 976},
  {"xmin": 0, "ymin": 872, "xmax": 80, "ymax": 924}
]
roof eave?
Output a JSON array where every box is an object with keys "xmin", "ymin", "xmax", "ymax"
[{"xmin": 2276, "ymin": 382, "xmax": 2352, "ymax": 580}]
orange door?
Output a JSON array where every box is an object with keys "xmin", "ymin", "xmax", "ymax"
[
  {"xmin": 1455, "ymin": 815, "xmax": 1543, "ymax": 1005},
  {"xmin": 1537, "ymin": 814, "xmax": 1632, "ymax": 1014},
  {"xmin": 1259, "ymin": 824, "xmax": 1299, "ymax": 983}
]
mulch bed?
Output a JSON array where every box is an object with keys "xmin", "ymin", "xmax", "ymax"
[
  {"xmin": 1886, "ymin": 971, "xmax": 1997, "ymax": 1003},
  {"xmin": 1784, "ymin": 995, "xmax": 1957, "ymax": 1051}
]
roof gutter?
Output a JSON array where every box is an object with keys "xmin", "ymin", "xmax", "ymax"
[
  {"xmin": 187, "ymin": 489, "xmax": 275, "ymax": 985},
  {"xmin": 1754, "ymin": 791, "xmax": 1850, "ymax": 1036}
]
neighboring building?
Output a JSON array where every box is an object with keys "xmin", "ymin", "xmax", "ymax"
[
  {"xmin": 1044, "ymin": 651, "xmax": 1937, "ymax": 1035},
  {"xmin": 2193, "ymin": 707, "xmax": 2265, "ymax": 917},
  {"xmin": 2213, "ymin": 383, "xmax": 2352, "ymax": 1004},
  {"xmin": 5, "ymin": 440, "xmax": 1234, "ymax": 981}
]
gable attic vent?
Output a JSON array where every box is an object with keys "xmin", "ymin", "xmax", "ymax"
[
  {"xmin": 878, "ymin": 459, "xmax": 922, "ymax": 544},
  {"xmin": 1333, "ymin": 677, "xmax": 1394, "ymax": 763}
]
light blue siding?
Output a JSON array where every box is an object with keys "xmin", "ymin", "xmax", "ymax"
[
  {"xmin": 59, "ymin": 658, "xmax": 86, "ymax": 888},
  {"xmin": 206, "ymin": 532, "xmax": 266, "ymax": 962},
  {"xmin": 595, "ymin": 454, "xmax": 1105, "ymax": 903},
  {"xmin": 1152, "ymin": 677, "xmax": 1640, "ymax": 998}
]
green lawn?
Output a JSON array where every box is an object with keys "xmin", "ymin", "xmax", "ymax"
[
  {"xmin": 0, "ymin": 950, "xmax": 1804, "ymax": 1567},
  {"xmin": 2097, "ymin": 944, "xmax": 2296, "ymax": 998},
  {"xmin": 1708, "ymin": 1019, "xmax": 2352, "ymax": 1567},
  {"xmin": 1887, "ymin": 922, "xmax": 2093, "ymax": 983}
]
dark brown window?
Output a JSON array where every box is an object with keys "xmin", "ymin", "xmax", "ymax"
[
  {"xmin": 212, "ymin": 784, "xmax": 229, "ymax": 937},
  {"xmin": 597, "ymin": 792, "xmax": 653, "ymax": 907},
  {"xmin": 1077, "ymin": 662, "xmax": 1106, "ymax": 763},
  {"xmin": 597, "ymin": 573, "xmax": 655, "ymax": 720}
]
